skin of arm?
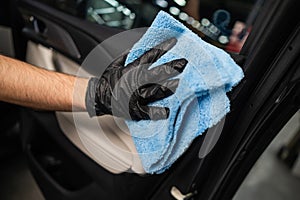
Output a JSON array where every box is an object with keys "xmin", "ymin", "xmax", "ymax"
[{"xmin": 0, "ymin": 55, "xmax": 88, "ymax": 111}]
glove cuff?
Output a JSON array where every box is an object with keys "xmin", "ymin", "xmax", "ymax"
[
  {"xmin": 85, "ymin": 77, "xmax": 99, "ymax": 117},
  {"xmin": 85, "ymin": 77, "xmax": 113, "ymax": 117}
]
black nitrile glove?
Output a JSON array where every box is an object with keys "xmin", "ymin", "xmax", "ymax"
[{"xmin": 85, "ymin": 38, "xmax": 188, "ymax": 121}]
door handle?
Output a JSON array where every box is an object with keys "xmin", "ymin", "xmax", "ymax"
[
  {"xmin": 170, "ymin": 186, "xmax": 197, "ymax": 200},
  {"xmin": 22, "ymin": 16, "xmax": 47, "ymax": 42},
  {"xmin": 31, "ymin": 16, "xmax": 47, "ymax": 36},
  {"xmin": 22, "ymin": 15, "xmax": 81, "ymax": 59}
]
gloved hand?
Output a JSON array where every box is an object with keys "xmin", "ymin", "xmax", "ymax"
[{"xmin": 85, "ymin": 38, "xmax": 188, "ymax": 121}]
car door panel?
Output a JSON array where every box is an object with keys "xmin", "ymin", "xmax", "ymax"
[
  {"xmin": 26, "ymin": 36, "xmax": 146, "ymax": 176},
  {"xmin": 19, "ymin": 0, "xmax": 122, "ymax": 64},
  {"xmin": 16, "ymin": 0, "xmax": 300, "ymax": 200},
  {"xmin": 22, "ymin": 16, "xmax": 81, "ymax": 59}
]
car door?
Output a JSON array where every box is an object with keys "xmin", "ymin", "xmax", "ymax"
[
  {"xmin": 17, "ymin": 1, "xmax": 172, "ymax": 200},
  {"xmin": 183, "ymin": 0, "xmax": 300, "ymax": 199},
  {"xmin": 16, "ymin": 0, "xmax": 300, "ymax": 200}
]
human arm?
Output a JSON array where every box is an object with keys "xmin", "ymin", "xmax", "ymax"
[
  {"xmin": 0, "ymin": 38, "xmax": 187, "ymax": 120},
  {"xmin": 0, "ymin": 54, "xmax": 88, "ymax": 111}
]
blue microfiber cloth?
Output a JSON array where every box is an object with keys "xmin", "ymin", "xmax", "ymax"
[{"xmin": 125, "ymin": 11, "xmax": 244, "ymax": 174}]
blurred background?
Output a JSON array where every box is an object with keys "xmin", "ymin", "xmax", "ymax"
[{"xmin": 0, "ymin": 1, "xmax": 299, "ymax": 199}]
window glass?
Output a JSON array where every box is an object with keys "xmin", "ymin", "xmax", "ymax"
[
  {"xmin": 38, "ymin": 0, "xmax": 265, "ymax": 52},
  {"xmin": 136, "ymin": 0, "xmax": 265, "ymax": 53},
  {"xmin": 86, "ymin": 0, "xmax": 136, "ymax": 29}
]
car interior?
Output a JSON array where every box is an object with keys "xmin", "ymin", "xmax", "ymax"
[{"xmin": 0, "ymin": 0, "xmax": 299, "ymax": 200}]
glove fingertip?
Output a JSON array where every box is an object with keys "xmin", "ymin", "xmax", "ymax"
[
  {"xmin": 162, "ymin": 37, "xmax": 177, "ymax": 51},
  {"xmin": 173, "ymin": 58, "xmax": 188, "ymax": 73}
]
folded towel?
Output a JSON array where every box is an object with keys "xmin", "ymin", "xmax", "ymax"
[{"xmin": 125, "ymin": 11, "xmax": 244, "ymax": 174}]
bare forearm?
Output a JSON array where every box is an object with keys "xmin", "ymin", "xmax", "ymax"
[{"xmin": 0, "ymin": 55, "xmax": 88, "ymax": 111}]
